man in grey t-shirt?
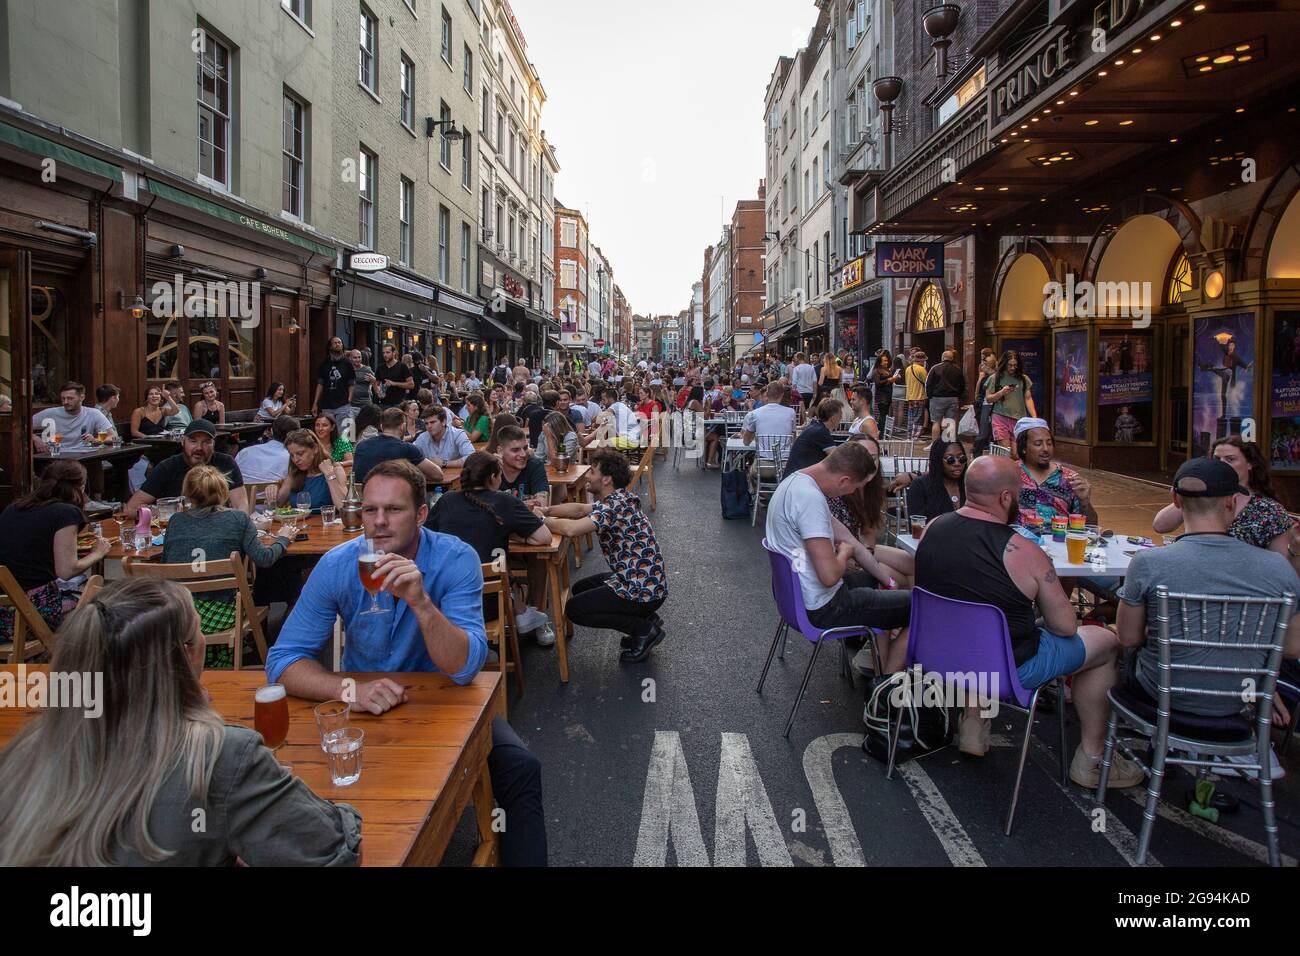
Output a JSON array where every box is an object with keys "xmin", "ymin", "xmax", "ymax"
[
  {"xmin": 1118, "ymin": 459, "xmax": 1300, "ymax": 716},
  {"xmin": 31, "ymin": 382, "xmax": 115, "ymax": 453}
]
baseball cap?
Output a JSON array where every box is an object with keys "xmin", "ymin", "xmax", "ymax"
[
  {"xmin": 184, "ymin": 419, "xmax": 217, "ymax": 438},
  {"xmin": 1173, "ymin": 458, "xmax": 1249, "ymax": 498},
  {"xmin": 1013, "ymin": 417, "xmax": 1050, "ymax": 441}
]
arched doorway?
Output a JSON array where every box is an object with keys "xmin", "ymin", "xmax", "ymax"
[{"xmin": 908, "ymin": 281, "xmax": 947, "ymax": 363}]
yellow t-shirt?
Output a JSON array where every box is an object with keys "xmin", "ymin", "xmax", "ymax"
[{"xmin": 904, "ymin": 362, "xmax": 928, "ymax": 402}]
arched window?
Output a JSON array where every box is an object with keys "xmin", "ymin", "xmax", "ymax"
[
  {"xmin": 915, "ymin": 283, "xmax": 945, "ymax": 332},
  {"xmin": 1166, "ymin": 252, "xmax": 1194, "ymax": 306}
]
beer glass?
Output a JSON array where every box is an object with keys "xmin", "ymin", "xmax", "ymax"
[
  {"xmin": 254, "ymin": 683, "xmax": 290, "ymax": 752},
  {"xmin": 909, "ymin": 515, "xmax": 927, "ymax": 539},
  {"xmin": 1066, "ymin": 533, "xmax": 1088, "ymax": 565},
  {"xmin": 358, "ymin": 540, "xmax": 387, "ymax": 615}
]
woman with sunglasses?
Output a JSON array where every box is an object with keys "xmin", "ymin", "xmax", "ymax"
[{"xmin": 905, "ymin": 438, "xmax": 969, "ymax": 521}]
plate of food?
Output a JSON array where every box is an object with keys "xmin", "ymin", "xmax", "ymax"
[{"xmin": 272, "ymin": 507, "xmax": 311, "ymax": 520}]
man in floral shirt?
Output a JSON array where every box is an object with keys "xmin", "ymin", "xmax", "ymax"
[
  {"xmin": 1014, "ymin": 418, "xmax": 1099, "ymax": 526},
  {"xmin": 542, "ymin": 450, "xmax": 668, "ymax": 663}
]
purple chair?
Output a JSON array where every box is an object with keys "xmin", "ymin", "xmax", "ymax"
[
  {"xmin": 885, "ymin": 587, "xmax": 1068, "ymax": 836},
  {"xmin": 758, "ymin": 539, "xmax": 880, "ymax": 738}
]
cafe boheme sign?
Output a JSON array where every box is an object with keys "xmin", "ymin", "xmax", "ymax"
[{"xmin": 875, "ymin": 242, "xmax": 944, "ymax": 279}]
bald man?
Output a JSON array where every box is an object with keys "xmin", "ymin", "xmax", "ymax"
[
  {"xmin": 925, "ymin": 349, "xmax": 967, "ymax": 442},
  {"xmin": 912, "ymin": 457, "xmax": 1142, "ymax": 788}
]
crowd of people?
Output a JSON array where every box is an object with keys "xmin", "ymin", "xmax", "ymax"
[{"xmin": 4, "ymin": 338, "xmax": 1299, "ymax": 868}]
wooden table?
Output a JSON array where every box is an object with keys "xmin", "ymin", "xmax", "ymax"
[
  {"xmin": 91, "ymin": 513, "xmax": 365, "ymax": 562},
  {"xmin": 0, "ymin": 665, "xmax": 504, "ymax": 867},
  {"xmin": 34, "ymin": 442, "xmax": 151, "ymax": 501},
  {"xmin": 546, "ymin": 463, "xmax": 589, "ymax": 503},
  {"xmin": 512, "ymin": 535, "xmax": 574, "ymax": 683}
]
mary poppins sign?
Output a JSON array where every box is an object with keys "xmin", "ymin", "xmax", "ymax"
[{"xmin": 875, "ymin": 242, "xmax": 944, "ymax": 278}]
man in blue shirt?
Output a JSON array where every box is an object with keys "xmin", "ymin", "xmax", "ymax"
[
  {"xmin": 352, "ymin": 407, "xmax": 443, "ymax": 484},
  {"xmin": 412, "ymin": 405, "xmax": 475, "ymax": 468},
  {"xmin": 267, "ymin": 459, "xmax": 547, "ymax": 866}
]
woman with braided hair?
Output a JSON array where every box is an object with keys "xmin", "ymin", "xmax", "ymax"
[{"xmin": 426, "ymin": 451, "xmax": 553, "ymax": 621}]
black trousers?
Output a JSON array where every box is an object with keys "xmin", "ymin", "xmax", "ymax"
[
  {"xmin": 806, "ymin": 570, "xmax": 912, "ymax": 631},
  {"xmin": 566, "ymin": 572, "xmax": 665, "ymax": 639},
  {"xmin": 489, "ymin": 716, "xmax": 548, "ymax": 867}
]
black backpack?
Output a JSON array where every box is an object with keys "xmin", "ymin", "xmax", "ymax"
[{"xmin": 720, "ymin": 470, "xmax": 752, "ymax": 520}]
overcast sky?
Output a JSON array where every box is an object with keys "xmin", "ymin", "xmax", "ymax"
[{"xmin": 513, "ymin": 0, "xmax": 817, "ymax": 316}]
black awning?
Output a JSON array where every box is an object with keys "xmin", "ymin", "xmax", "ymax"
[{"xmin": 481, "ymin": 314, "xmax": 523, "ymax": 343}]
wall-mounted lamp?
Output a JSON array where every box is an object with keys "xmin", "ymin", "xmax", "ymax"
[
  {"xmin": 456, "ymin": 340, "xmax": 463, "ymax": 348},
  {"xmin": 425, "ymin": 117, "xmax": 466, "ymax": 141},
  {"xmin": 377, "ymin": 307, "xmax": 389, "ymax": 316},
  {"xmin": 119, "ymin": 292, "xmax": 148, "ymax": 319},
  {"xmin": 1204, "ymin": 269, "xmax": 1225, "ymax": 300},
  {"xmin": 923, "ymin": 4, "xmax": 962, "ymax": 77},
  {"xmin": 873, "ymin": 77, "xmax": 904, "ymax": 169},
  {"xmin": 254, "ymin": 267, "xmax": 269, "ymax": 280},
  {"xmin": 288, "ymin": 317, "xmax": 301, "ymax": 334},
  {"xmin": 437, "ymin": 337, "xmax": 444, "ymax": 347},
  {"xmin": 385, "ymin": 328, "xmax": 395, "ymax": 340},
  {"xmin": 168, "ymin": 244, "xmax": 185, "ymax": 259}
]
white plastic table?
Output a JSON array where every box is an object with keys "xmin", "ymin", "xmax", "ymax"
[{"xmin": 893, "ymin": 531, "xmax": 1143, "ymax": 579}]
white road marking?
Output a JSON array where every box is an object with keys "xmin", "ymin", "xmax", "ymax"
[
  {"xmin": 1028, "ymin": 737, "xmax": 1162, "ymax": 866},
  {"xmin": 802, "ymin": 733, "xmax": 868, "ymax": 867},
  {"xmin": 1122, "ymin": 788, "xmax": 1297, "ymax": 867},
  {"xmin": 714, "ymin": 732, "xmax": 793, "ymax": 866},
  {"xmin": 632, "ymin": 731, "xmax": 710, "ymax": 867},
  {"xmin": 896, "ymin": 759, "xmax": 987, "ymax": 867}
]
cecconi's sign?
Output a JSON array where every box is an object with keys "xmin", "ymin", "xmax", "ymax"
[{"xmin": 349, "ymin": 252, "xmax": 389, "ymax": 272}]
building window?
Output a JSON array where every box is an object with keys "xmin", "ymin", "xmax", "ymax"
[
  {"xmin": 481, "ymin": 85, "xmax": 490, "ymax": 134},
  {"xmin": 461, "ymin": 222, "xmax": 472, "ymax": 290},
  {"xmin": 398, "ymin": 176, "xmax": 413, "ymax": 265},
  {"xmin": 495, "ymin": 107, "xmax": 503, "ymax": 155},
  {"xmin": 916, "ymin": 283, "xmax": 946, "ymax": 332},
  {"xmin": 359, "ymin": 4, "xmax": 377, "ymax": 92},
  {"xmin": 481, "ymin": 187, "xmax": 491, "ymax": 239},
  {"xmin": 399, "ymin": 54, "xmax": 414, "ymax": 128},
  {"xmin": 197, "ymin": 29, "xmax": 231, "ymax": 187},
  {"xmin": 461, "ymin": 132, "xmax": 472, "ymax": 189},
  {"xmin": 508, "ymin": 122, "xmax": 517, "ymax": 178},
  {"xmin": 822, "ymin": 142, "xmax": 831, "ymax": 189},
  {"xmin": 438, "ymin": 100, "xmax": 452, "ymax": 169},
  {"xmin": 463, "ymin": 45, "xmax": 473, "ymax": 92},
  {"xmin": 441, "ymin": 6, "xmax": 452, "ymax": 64},
  {"xmin": 560, "ymin": 217, "xmax": 577, "ymax": 248},
  {"xmin": 507, "ymin": 210, "xmax": 516, "ymax": 255},
  {"xmin": 1167, "ymin": 252, "xmax": 1195, "ymax": 305},
  {"xmin": 281, "ymin": 92, "xmax": 305, "ymax": 218},
  {"xmin": 824, "ymin": 230, "xmax": 832, "ymax": 285},
  {"xmin": 822, "ymin": 72, "xmax": 830, "ymax": 112},
  {"xmin": 813, "ymin": 241, "xmax": 820, "ymax": 296},
  {"xmin": 561, "ymin": 260, "xmax": 576, "ymax": 289},
  {"xmin": 358, "ymin": 146, "xmax": 376, "ymax": 248},
  {"xmin": 285, "ymin": 0, "xmax": 310, "ymax": 26},
  {"xmin": 438, "ymin": 205, "xmax": 450, "ymax": 282}
]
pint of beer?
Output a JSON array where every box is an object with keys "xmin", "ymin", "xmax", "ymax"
[{"xmin": 254, "ymin": 683, "xmax": 289, "ymax": 751}]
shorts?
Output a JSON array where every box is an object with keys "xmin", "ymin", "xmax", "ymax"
[
  {"xmin": 991, "ymin": 412, "xmax": 1018, "ymax": 443},
  {"xmin": 928, "ymin": 397, "xmax": 959, "ymax": 426},
  {"xmin": 1016, "ymin": 627, "xmax": 1088, "ymax": 689}
]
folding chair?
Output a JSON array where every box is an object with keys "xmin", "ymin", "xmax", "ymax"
[
  {"xmin": 990, "ymin": 444, "xmax": 1012, "ymax": 459},
  {"xmin": 894, "ymin": 455, "xmax": 930, "ymax": 477},
  {"xmin": 0, "ymin": 565, "xmax": 57, "ymax": 664},
  {"xmin": 123, "ymin": 552, "xmax": 269, "ymax": 670},
  {"xmin": 750, "ymin": 435, "xmax": 792, "ymax": 528},
  {"xmin": 1095, "ymin": 586, "xmax": 1296, "ymax": 867},
  {"xmin": 74, "ymin": 575, "xmax": 105, "ymax": 610},
  {"xmin": 482, "ymin": 556, "xmax": 525, "ymax": 705},
  {"xmin": 627, "ymin": 444, "xmax": 657, "ymax": 511}
]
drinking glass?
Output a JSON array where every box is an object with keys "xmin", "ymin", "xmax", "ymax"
[
  {"xmin": 254, "ymin": 684, "xmax": 290, "ymax": 752},
  {"xmin": 358, "ymin": 540, "xmax": 387, "ymax": 615},
  {"xmin": 321, "ymin": 506, "xmax": 337, "ymax": 526},
  {"xmin": 314, "ymin": 700, "xmax": 350, "ymax": 752},
  {"xmin": 326, "ymin": 727, "xmax": 364, "ymax": 787},
  {"xmin": 1066, "ymin": 533, "xmax": 1088, "ymax": 565},
  {"xmin": 49, "ymin": 441, "xmax": 61, "ymax": 457},
  {"xmin": 133, "ymin": 531, "xmax": 151, "ymax": 553},
  {"xmin": 909, "ymin": 515, "xmax": 927, "ymax": 539},
  {"xmin": 296, "ymin": 492, "xmax": 313, "ymax": 514}
]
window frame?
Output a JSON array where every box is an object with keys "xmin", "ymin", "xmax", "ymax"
[
  {"xmin": 281, "ymin": 90, "xmax": 306, "ymax": 220},
  {"xmin": 399, "ymin": 175, "xmax": 414, "ymax": 266},
  {"xmin": 399, "ymin": 53, "xmax": 415, "ymax": 130},
  {"xmin": 197, "ymin": 28, "xmax": 232, "ymax": 189},
  {"xmin": 438, "ymin": 205, "xmax": 451, "ymax": 283},
  {"xmin": 358, "ymin": 145, "xmax": 377, "ymax": 249},
  {"xmin": 359, "ymin": 4, "xmax": 378, "ymax": 93}
]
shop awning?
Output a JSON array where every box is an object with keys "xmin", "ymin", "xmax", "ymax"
[
  {"xmin": 769, "ymin": 317, "xmax": 801, "ymax": 341},
  {"xmin": 144, "ymin": 177, "xmax": 337, "ymax": 258},
  {"xmin": 0, "ymin": 120, "xmax": 122, "ymax": 182},
  {"xmin": 480, "ymin": 314, "xmax": 522, "ymax": 343}
]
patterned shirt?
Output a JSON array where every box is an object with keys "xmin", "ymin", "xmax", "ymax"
[
  {"xmin": 1018, "ymin": 462, "xmax": 1084, "ymax": 525},
  {"xmin": 590, "ymin": 489, "xmax": 668, "ymax": 603},
  {"xmin": 1230, "ymin": 495, "xmax": 1294, "ymax": 549}
]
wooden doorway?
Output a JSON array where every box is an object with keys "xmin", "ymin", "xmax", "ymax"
[{"xmin": 0, "ymin": 251, "xmax": 31, "ymax": 506}]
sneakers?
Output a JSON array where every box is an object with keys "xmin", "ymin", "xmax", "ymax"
[
  {"xmin": 958, "ymin": 712, "xmax": 991, "ymax": 757},
  {"xmin": 514, "ymin": 606, "xmax": 547, "ymax": 634},
  {"xmin": 534, "ymin": 624, "xmax": 556, "ymax": 648},
  {"xmin": 1069, "ymin": 744, "xmax": 1145, "ymax": 789}
]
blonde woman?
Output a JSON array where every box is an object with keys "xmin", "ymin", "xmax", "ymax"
[
  {"xmin": 164, "ymin": 465, "xmax": 293, "ymax": 666},
  {"xmin": 817, "ymin": 352, "xmax": 843, "ymax": 404},
  {"xmin": 0, "ymin": 577, "xmax": 361, "ymax": 866},
  {"xmin": 192, "ymin": 382, "xmax": 226, "ymax": 426},
  {"xmin": 275, "ymin": 430, "xmax": 347, "ymax": 514}
]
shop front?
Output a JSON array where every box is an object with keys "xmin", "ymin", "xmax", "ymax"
[
  {"xmin": 478, "ymin": 251, "xmax": 547, "ymax": 367},
  {"xmin": 336, "ymin": 265, "xmax": 440, "ymax": 376}
]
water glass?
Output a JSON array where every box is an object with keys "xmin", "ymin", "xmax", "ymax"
[
  {"xmin": 321, "ymin": 506, "xmax": 337, "ymax": 526},
  {"xmin": 133, "ymin": 532, "xmax": 151, "ymax": 553},
  {"xmin": 325, "ymin": 727, "xmax": 364, "ymax": 787},
  {"xmin": 314, "ymin": 700, "xmax": 350, "ymax": 752},
  {"xmin": 296, "ymin": 492, "xmax": 312, "ymax": 513}
]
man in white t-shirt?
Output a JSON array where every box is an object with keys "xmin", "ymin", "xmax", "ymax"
[
  {"xmin": 599, "ymin": 386, "xmax": 641, "ymax": 449},
  {"xmin": 31, "ymin": 382, "xmax": 115, "ymax": 453},
  {"xmin": 588, "ymin": 359, "xmax": 603, "ymax": 380},
  {"xmin": 789, "ymin": 352, "xmax": 817, "ymax": 408},
  {"xmin": 742, "ymin": 382, "xmax": 797, "ymax": 460},
  {"xmin": 235, "ymin": 416, "xmax": 297, "ymax": 484},
  {"xmin": 766, "ymin": 442, "xmax": 912, "ymax": 634}
]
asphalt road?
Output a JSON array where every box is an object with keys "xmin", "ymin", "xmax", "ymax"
[{"xmin": 450, "ymin": 456, "xmax": 1300, "ymax": 867}]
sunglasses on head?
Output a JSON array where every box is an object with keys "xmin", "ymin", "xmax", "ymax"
[{"xmin": 944, "ymin": 454, "xmax": 968, "ymax": 465}]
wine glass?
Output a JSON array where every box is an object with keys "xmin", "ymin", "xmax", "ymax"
[
  {"xmin": 358, "ymin": 539, "xmax": 387, "ymax": 615},
  {"xmin": 296, "ymin": 492, "xmax": 313, "ymax": 514}
]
